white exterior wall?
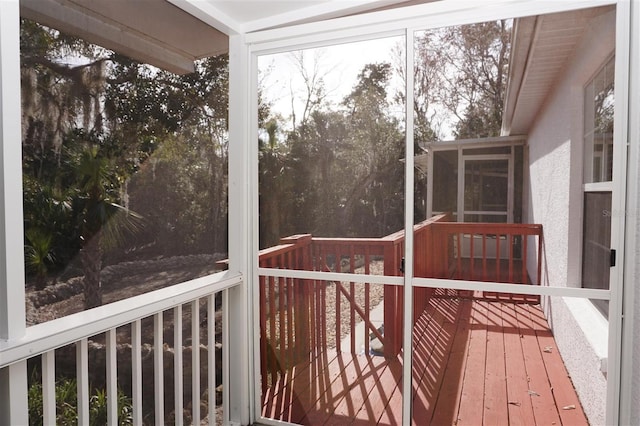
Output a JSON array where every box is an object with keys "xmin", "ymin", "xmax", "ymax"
[{"xmin": 526, "ymin": 10, "xmax": 615, "ymax": 426}]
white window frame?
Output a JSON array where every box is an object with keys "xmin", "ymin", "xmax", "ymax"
[
  {"xmin": 241, "ymin": 1, "xmax": 631, "ymax": 425},
  {"xmin": 581, "ymin": 56, "xmax": 616, "ymax": 319}
]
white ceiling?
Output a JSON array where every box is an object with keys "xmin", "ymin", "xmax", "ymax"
[
  {"xmin": 170, "ymin": 0, "xmax": 421, "ymax": 34},
  {"xmin": 211, "ymin": 1, "xmax": 330, "ymax": 24}
]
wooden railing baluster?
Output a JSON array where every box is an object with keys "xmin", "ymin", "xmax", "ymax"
[
  {"xmin": 365, "ymin": 246, "xmax": 371, "ymax": 355},
  {"xmin": 335, "ymin": 245, "xmax": 341, "ymax": 353},
  {"xmin": 508, "ymin": 234, "xmax": 514, "ymax": 283},
  {"xmin": 522, "ymin": 236, "xmax": 528, "ymax": 284},
  {"xmin": 496, "ymin": 234, "xmax": 501, "ymax": 282},
  {"xmin": 482, "ymin": 233, "xmax": 487, "ymax": 282},
  {"xmin": 256, "ymin": 217, "xmax": 542, "ymax": 365}
]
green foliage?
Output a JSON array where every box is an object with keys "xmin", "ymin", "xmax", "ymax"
[
  {"xmin": 258, "ymin": 21, "xmax": 511, "ymax": 243},
  {"xmin": 259, "ymin": 61, "xmax": 405, "ymax": 244},
  {"xmin": 28, "ymin": 377, "xmax": 133, "ymax": 426},
  {"xmin": 21, "ymin": 19, "xmax": 230, "ymax": 295},
  {"xmin": 24, "ymin": 227, "xmax": 55, "ymax": 290}
]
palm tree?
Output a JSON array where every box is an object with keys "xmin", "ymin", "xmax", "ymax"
[
  {"xmin": 24, "ymin": 228, "xmax": 55, "ymax": 290},
  {"xmin": 71, "ymin": 143, "xmax": 143, "ymax": 309}
]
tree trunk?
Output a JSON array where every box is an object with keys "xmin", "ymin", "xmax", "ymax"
[{"xmin": 81, "ymin": 232, "xmax": 103, "ymax": 309}]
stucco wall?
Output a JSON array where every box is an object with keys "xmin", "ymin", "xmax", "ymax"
[{"xmin": 525, "ymin": 9, "xmax": 615, "ymax": 426}]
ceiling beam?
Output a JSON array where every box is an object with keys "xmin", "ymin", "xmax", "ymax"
[{"xmin": 21, "ymin": 0, "xmax": 196, "ymax": 74}]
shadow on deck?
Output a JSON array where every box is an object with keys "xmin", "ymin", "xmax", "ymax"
[{"xmin": 262, "ymin": 297, "xmax": 587, "ymax": 425}]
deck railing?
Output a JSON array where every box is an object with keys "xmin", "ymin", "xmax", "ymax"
[
  {"xmin": 0, "ymin": 271, "xmax": 241, "ymax": 425},
  {"xmin": 258, "ymin": 216, "xmax": 543, "ymax": 379}
]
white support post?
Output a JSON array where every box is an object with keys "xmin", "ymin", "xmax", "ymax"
[
  {"xmin": 402, "ymin": 28, "xmax": 416, "ymax": 425},
  {"xmin": 0, "ymin": 0, "xmax": 28, "ymax": 424},
  {"xmin": 619, "ymin": 0, "xmax": 639, "ymax": 424},
  {"xmin": 227, "ymin": 33, "xmax": 252, "ymax": 425}
]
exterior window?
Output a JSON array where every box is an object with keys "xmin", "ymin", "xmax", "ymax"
[
  {"xmin": 582, "ymin": 192, "xmax": 611, "ymax": 315},
  {"xmin": 582, "ymin": 56, "xmax": 614, "ymax": 317},
  {"xmin": 584, "ymin": 56, "xmax": 615, "ymax": 183}
]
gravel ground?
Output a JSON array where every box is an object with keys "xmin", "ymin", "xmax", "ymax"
[{"xmin": 322, "ymin": 264, "xmax": 386, "ymax": 350}]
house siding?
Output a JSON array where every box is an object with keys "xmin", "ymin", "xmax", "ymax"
[{"xmin": 526, "ymin": 10, "xmax": 615, "ymax": 426}]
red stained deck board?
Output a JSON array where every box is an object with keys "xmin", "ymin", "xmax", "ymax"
[
  {"xmin": 430, "ymin": 299, "xmax": 473, "ymax": 425},
  {"xmin": 515, "ymin": 303, "xmax": 562, "ymax": 426},
  {"xmin": 482, "ymin": 301, "xmax": 509, "ymax": 426},
  {"xmin": 262, "ymin": 300, "xmax": 587, "ymax": 426},
  {"xmin": 456, "ymin": 301, "xmax": 488, "ymax": 425},
  {"xmin": 329, "ymin": 354, "xmax": 390, "ymax": 424},
  {"xmin": 262, "ymin": 349, "xmax": 319, "ymax": 419},
  {"xmin": 281, "ymin": 350, "xmax": 341, "ymax": 423},
  {"xmin": 411, "ymin": 301, "xmax": 450, "ymax": 426},
  {"xmin": 527, "ymin": 305, "xmax": 589, "ymax": 425},
  {"xmin": 374, "ymin": 359, "xmax": 403, "ymax": 426},
  {"xmin": 352, "ymin": 355, "xmax": 403, "ymax": 424},
  {"xmin": 297, "ymin": 352, "xmax": 355, "ymax": 425},
  {"xmin": 502, "ymin": 302, "xmax": 537, "ymax": 426},
  {"xmin": 313, "ymin": 353, "xmax": 381, "ymax": 424}
]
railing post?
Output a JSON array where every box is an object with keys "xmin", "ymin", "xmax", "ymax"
[
  {"xmin": 0, "ymin": 1, "xmax": 28, "ymax": 423},
  {"xmin": 383, "ymin": 242, "xmax": 402, "ymax": 358},
  {"xmin": 227, "ymin": 33, "xmax": 251, "ymax": 425},
  {"xmin": 279, "ymin": 235, "xmax": 313, "ymax": 362}
]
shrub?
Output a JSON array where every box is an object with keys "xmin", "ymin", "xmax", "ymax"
[{"xmin": 28, "ymin": 377, "xmax": 133, "ymax": 426}]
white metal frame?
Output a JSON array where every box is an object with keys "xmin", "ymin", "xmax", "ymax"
[
  {"xmin": 619, "ymin": 1, "xmax": 640, "ymax": 424},
  {"xmin": 246, "ymin": 1, "xmax": 629, "ymax": 425},
  {"xmin": 1, "ymin": 1, "xmax": 633, "ymax": 425},
  {"xmin": 605, "ymin": 1, "xmax": 632, "ymax": 424},
  {"xmin": 0, "ymin": 0, "xmax": 28, "ymax": 423}
]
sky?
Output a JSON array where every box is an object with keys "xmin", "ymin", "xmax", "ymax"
[{"xmin": 258, "ymin": 36, "xmax": 405, "ymax": 133}]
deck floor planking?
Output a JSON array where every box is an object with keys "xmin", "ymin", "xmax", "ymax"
[{"xmin": 262, "ymin": 297, "xmax": 588, "ymax": 425}]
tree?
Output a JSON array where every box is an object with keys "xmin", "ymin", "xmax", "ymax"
[
  {"xmin": 439, "ymin": 20, "xmax": 510, "ymax": 138},
  {"xmin": 340, "ymin": 62, "xmax": 404, "ymax": 236},
  {"xmin": 67, "ymin": 135, "xmax": 143, "ymax": 309},
  {"xmin": 259, "ymin": 119, "xmax": 289, "ymax": 247},
  {"xmin": 411, "ymin": 20, "xmax": 511, "ymax": 140},
  {"xmin": 20, "ymin": 20, "xmax": 230, "ymax": 309},
  {"xmin": 24, "ymin": 228, "xmax": 55, "ymax": 290}
]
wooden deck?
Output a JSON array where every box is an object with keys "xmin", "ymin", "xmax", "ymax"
[{"xmin": 262, "ymin": 296, "xmax": 587, "ymax": 425}]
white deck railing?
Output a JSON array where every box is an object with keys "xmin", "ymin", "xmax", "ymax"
[{"xmin": 0, "ymin": 270, "xmax": 242, "ymax": 426}]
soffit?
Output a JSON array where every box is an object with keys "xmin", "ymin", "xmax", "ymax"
[
  {"xmin": 502, "ymin": 6, "xmax": 614, "ymax": 136},
  {"xmin": 19, "ymin": 0, "xmax": 418, "ymax": 74},
  {"xmin": 20, "ymin": 0, "xmax": 229, "ymax": 74}
]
